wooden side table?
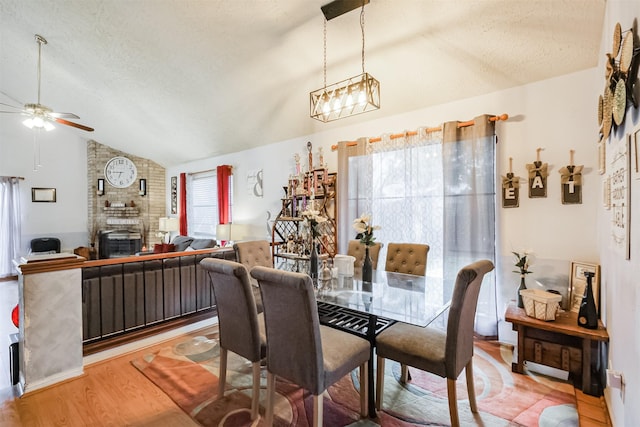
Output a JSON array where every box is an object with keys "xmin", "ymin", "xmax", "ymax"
[{"xmin": 505, "ymin": 305, "xmax": 609, "ymax": 396}]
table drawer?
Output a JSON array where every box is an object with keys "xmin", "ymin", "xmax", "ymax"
[{"xmin": 523, "ymin": 337, "xmax": 582, "ymax": 375}]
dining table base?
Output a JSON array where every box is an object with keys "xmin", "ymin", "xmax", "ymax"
[{"xmin": 317, "ymin": 301, "xmax": 394, "ymax": 418}]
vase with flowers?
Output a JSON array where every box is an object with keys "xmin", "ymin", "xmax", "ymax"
[
  {"xmin": 301, "ymin": 209, "xmax": 327, "ymax": 281},
  {"xmin": 353, "ymin": 213, "xmax": 381, "ymax": 284},
  {"xmin": 513, "ymin": 250, "xmax": 533, "ymax": 308}
]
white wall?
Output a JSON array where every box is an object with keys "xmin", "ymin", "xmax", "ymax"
[
  {"xmin": 0, "ymin": 117, "xmax": 89, "ymax": 254},
  {"xmin": 597, "ymin": 2, "xmax": 640, "ymax": 426}
]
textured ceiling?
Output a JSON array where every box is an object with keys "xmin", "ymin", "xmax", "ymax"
[{"xmin": 0, "ymin": 0, "xmax": 605, "ymax": 167}]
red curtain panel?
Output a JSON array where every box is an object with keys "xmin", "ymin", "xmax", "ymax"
[{"xmin": 217, "ymin": 165, "xmax": 232, "ymax": 224}]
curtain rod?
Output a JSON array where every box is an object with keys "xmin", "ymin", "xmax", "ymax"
[
  {"xmin": 187, "ymin": 165, "xmax": 233, "ymax": 176},
  {"xmin": 2, "ymin": 176, "xmax": 25, "ymax": 180},
  {"xmin": 330, "ymin": 113, "xmax": 509, "ymax": 151}
]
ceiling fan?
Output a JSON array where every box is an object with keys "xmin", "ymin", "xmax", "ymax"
[{"xmin": 0, "ymin": 34, "xmax": 94, "ymax": 132}]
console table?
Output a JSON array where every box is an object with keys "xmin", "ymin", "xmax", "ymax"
[{"xmin": 505, "ymin": 305, "xmax": 609, "ymax": 396}]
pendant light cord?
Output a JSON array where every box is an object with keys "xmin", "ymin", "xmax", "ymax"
[
  {"xmin": 323, "ymin": 18, "xmax": 327, "ymax": 89},
  {"xmin": 361, "ymin": 2, "xmax": 365, "ymax": 74}
]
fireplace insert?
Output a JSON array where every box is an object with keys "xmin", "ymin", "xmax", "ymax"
[{"xmin": 99, "ymin": 230, "xmax": 142, "ymax": 258}]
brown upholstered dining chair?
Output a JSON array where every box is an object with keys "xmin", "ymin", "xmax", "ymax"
[
  {"xmin": 233, "ymin": 240, "xmax": 273, "ymax": 312},
  {"xmin": 384, "ymin": 242, "xmax": 429, "ymax": 276},
  {"xmin": 250, "ymin": 266, "xmax": 370, "ymax": 427},
  {"xmin": 375, "ymin": 259, "xmax": 495, "ymax": 427},
  {"xmin": 200, "ymin": 258, "xmax": 267, "ymax": 421},
  {"xmin": 347, "ymin": 240, "xmax": 383, "ymax": 275}
]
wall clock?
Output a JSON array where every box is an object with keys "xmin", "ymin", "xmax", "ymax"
[{"xmin": 104, "ymin": 156, "xmax": 137, "ymax": 188}]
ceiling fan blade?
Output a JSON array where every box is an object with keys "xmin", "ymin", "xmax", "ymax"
[
  {"xmin": 0, "ymin": 90, "xmax": 24, "ymax": 106},
  {"xmin": 54, "ymin": 117, "xmax": 94, "ymax": 132},
  {"xmin": 0, "ymin": 102, "xmax": 24, "ymax": 111},
  {"xmin": 49, "ymin": 111, "xmax": 80, "ymax": 119}
]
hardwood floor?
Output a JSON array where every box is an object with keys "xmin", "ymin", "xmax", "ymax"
[
  {"xmin": 0, "ymin": 279, "xmax": 612, "ymax": 426},
  {"xmin": 0, "ymin": 325, "xmax": 205, "ymax": 426}
]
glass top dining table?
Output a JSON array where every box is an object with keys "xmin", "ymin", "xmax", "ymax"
[
  {"xmin": 314, "ymin": 269, "xmax": 451, "ymax": 418},
  {"xmin": 315, "ymin": 269, "xmax": 451, "ymax": 329}
]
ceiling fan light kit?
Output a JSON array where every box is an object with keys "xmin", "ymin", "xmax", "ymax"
[{"xmin": 310, "ymin": 0, "xmax": 380, "ymax": 123}]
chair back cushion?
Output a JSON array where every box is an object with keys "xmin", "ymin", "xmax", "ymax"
[
  {"xmin": 384, "ymin": 243, "xmax": 429, "ymax": 276},
  {"xmin": 347, "ymin": 240, "xmax": 383, "ymax": 272},
  {"xmin": 445, "ymin": 259, "xmax": 494, "ymax": 377},
  {"xmin": 200, "ymin": 258, "xmax": 264, "ymax": 362},
  {"xmin": 250, "ymin": 266, "xmax": 323, "ymax": 394}
]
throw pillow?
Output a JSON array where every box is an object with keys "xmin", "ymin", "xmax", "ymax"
[
  {"xmin": 171, "ymin": 235, "xmax": 194, "ymax": 252},
  {"xmin": 190, "ymin": 238, "xmax": 216, "ymax": 250}
]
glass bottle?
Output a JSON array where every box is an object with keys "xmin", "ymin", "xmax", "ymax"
[
  {"xmin": 577, "ymin": 271, "xmax": 598, "ymax": 329},
  {"xmin": 517, "ymin": 275, "xmax": 526, "ymax": 308},
  {"xmin": 362, "ymin": 245, "xmax": 373, "ymax": 284},
  {"xmin": 309, "ymin": 239, "xmax": 318, "ymax": 281}
]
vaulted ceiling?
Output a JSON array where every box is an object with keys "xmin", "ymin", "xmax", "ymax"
[{"xmin": 0, "ymin": 0, "xmax": 605, "ymax": 167}]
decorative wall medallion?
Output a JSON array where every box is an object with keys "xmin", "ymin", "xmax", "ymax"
[
  {"xmin": 600, "ymin": 23, "xmax": 639, "ymax": 140},
  {"xmin": 612, "ymin": 78, "xmax": 626, "ymax": 126}
]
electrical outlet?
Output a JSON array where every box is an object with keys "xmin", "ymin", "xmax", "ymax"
[
  {"xmin": 606, "ymin": 369, "xmax": 625, "ymax": 402},
  {"xmin": 606, "ymin": 369, "xmax": 623, "ymax": 388}
]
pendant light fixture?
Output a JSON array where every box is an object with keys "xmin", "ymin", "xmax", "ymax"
[{"xmin": 310, "ymin": 0, "xmax": 380, "ymax": 122}]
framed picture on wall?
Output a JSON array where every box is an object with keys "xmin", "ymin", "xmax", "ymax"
[
  {"xmin": 569, "ymin": 261, "xmax": 600, "ymax": 316},
  {"xmin": 598, "ymin": 140, "xmax": 606, "ymax": 175},
  {"xmin": 31, "ymin": 187, "xmax": 56, "ymax": 202},
  {"xmin": 171, "ymin": 176, "xmax": 178, "ymax": 214}
]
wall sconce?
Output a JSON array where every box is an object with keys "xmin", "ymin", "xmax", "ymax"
[
  {"xmin": 139, "ymin": 178, "xmax": 147, "ymax": 196},
  {"xmin": 97, "ymin": 178, "xmax": 104, "ymax": 196}
]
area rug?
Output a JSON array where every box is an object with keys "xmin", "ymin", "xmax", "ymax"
[{"xmin": 131, "ymin": 329, "xmax": 578, "ymax": 426}]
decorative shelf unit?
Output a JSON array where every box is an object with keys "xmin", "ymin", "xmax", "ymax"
[{"xmin": 271, "ymin": 169, "xmax": 337, "ymax": 271}]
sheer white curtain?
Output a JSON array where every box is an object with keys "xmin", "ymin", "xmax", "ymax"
[
  {"xmin": 0, "ymin": 177, "xmax": 22, "ymax": 278},
  {"xmin": 339, "ymin": 115, "xmax": 497, "ymax": 336}
]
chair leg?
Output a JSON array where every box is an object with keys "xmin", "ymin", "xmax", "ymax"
[
  {"xmin": 359, "ymin": 362, "xmax": 368, "ymax": 417},
  {"xmin": 313, "ymin": 393, "xmax": 323, "ymax": 427},
  {"xmin": 400, "ymin": 364, "xmax": 409, "ymax": 383},
  {"xmin": 218, "ymin": 347, "xmax": 227, "ymax": 399},
  {"xmin": 251, "ymin": 361, "xmax": 261, "ymax": 420},
  {"xmin": 447, "ymin": 378, "xmax": 460, "ymax": 427},
  {"xmin": 465, "ymin": 360, "xmax": 478, "ymax": 413},
  {"xmin": 265, "ymin": 371, "xmax": 276, "ymax": 427},
  {"xmin": 375, "ymin": 356, "xmax": 385, "ymax": 410}
]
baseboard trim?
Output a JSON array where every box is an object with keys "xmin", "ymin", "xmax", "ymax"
[{"xmin": 83, "ymin": 316, "xmax": 218, "ymax": 366}]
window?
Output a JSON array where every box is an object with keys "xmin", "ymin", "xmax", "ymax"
[
  {"xmin": 341, "ymin": 122, "xmax": 497, "ymax": 336},
  {"xmin": 186, "ymin": 171, "xmax": 233, "ymax": 239}
]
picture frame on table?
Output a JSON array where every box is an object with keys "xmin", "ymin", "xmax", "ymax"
[
  {"xmin": 31, "ymin": 187, "xmax": 56, "ymax": 202},
  {"xmin": 569, "ymin": 261, "xmax": 600, "ymax": 316}
]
